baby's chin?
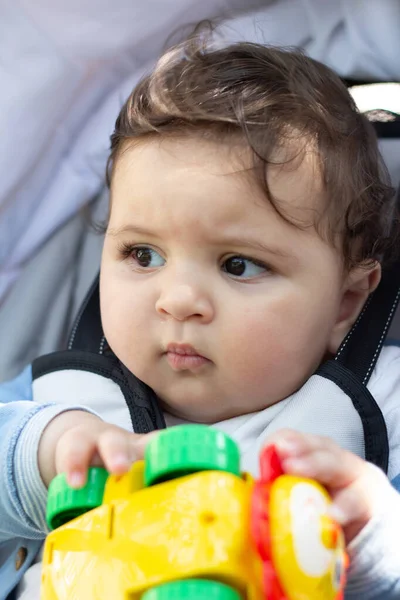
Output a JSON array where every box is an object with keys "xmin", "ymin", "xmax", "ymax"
[
  {"xmin": 133, "ymin": 371, "xmax": 223, "ymax": 422},
  {"xmin": 154, "ymin": 390, "xmax": 240, "ymax": 424},
  {"xmin": 155, "ymin": 389, "xmax": 271, "ymax": 424}
]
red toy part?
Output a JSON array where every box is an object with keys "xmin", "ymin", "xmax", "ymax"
[
  {"xmin": 259, "ymin": 445, "xmax": 284, "ymax": 483},
  {"xmin": 251, "ymin": 478, "xmax": 288, "ymax": 600},
  {"xmin": 251, "ymin": 481, "xmax": 271, "ymax": 562},
  {"xmin": 254, "ymin": 444, "xmax": 348, "ymax": 600},
  {"xmin": 263, "ymin": 560, "xmax": 288, "ymax": 600}
]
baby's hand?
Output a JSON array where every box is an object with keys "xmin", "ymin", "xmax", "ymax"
[
  {"xmin": 266, "ymin": 429, "xmax": 388, "ymax": 543},
  {"xmin": 38, "ymin": 410, "xmax": 157, "ymax": 489}
]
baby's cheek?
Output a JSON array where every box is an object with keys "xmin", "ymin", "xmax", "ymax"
[
  {"xmin": 225, "ymin": 303, "xmax": 323, "ymax": 397},
  {"xmin": 224, "ymin": 312, "xmax": 287, "ymax": 378},
  {"xmin": 101, "ymin": 289, "xmax": 144, "ymax": 364}
]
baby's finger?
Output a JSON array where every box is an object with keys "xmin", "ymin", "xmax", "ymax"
[
  {"xmin": 265, "ymin": 429, "xmax": 366, "ymax": 490},
  {"xmin": 281, "ymin": 445, "xmax": 365, "ymax": 490},
  {"xmin": 97, "ymin": 429, "xmax": 139, "ymax": 473},
  {"xmin": 329, "ymin": 462, "xmax": 393, "ymax": 543},
  {"xmin": 97, "ymin": 430, "xmax": 160, "ymax": 472},
  {"xmin": 55, "ymin": 426, "xmax": 100, "ymax": 488},
  {"xmin": 328, "ymin": 486, "xmax": 370, "ymax": 533},
  {"xmin": 268, "ymin": 428, "xmax": 333, "ymax": 459}
]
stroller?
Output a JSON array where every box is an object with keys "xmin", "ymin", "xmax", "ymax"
[{"xmin": 0, "ymin": 2, "xmax": 400, "ymax": 599}]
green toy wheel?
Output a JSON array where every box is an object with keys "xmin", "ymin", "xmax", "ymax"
[
  {"xmin": 144, "ymin": 424, "xmax": 240, "ymax": 486},
  {"xmin": 46, "ymin": 467, "xmax": 108, "ymax": 530},
  {"xmin": 141, "ymin": 579, "xmax": 242, "ymax": 600}
]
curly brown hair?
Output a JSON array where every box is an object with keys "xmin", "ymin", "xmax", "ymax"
[{"xmin": 107, "ymin": 36, "xmax": 399, "ymax": 270}]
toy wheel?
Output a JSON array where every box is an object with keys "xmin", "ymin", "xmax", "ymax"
[
  {"xmin": 144, "ymin": 424, "xmax": 240, "ymax": 486},
  {"xmin": 141, "ymin": 579, "xmax": 242, "ymax": 600},
  {"xmin": 46, "ymin": 467, "xmax": 108, "ymax": 530}
]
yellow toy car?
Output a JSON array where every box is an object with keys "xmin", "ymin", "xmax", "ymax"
[{"xmin": 41, "ymin": 425, "xmax": 347, "ymax": 599}]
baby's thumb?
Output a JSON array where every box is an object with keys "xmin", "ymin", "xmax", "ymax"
[
  {"xmin": 328, "ymin": 484, "xmax": 377, "ymax": 544},
  {"xmin": 327, "ymin": 463, "xmax": 388, "ymax": 543},
  {"xmin": 329, "ymin": 482, "xmax": 369, "ymax": 521}
]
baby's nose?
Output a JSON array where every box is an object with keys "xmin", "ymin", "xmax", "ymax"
[{"xmin": 155, "ymin": 283, "xmax": 214, "ymax": 322}]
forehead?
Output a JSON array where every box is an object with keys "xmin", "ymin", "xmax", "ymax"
[{"xmin": 111, "ymin": 135, "xmax": 325, "ymax": 226}]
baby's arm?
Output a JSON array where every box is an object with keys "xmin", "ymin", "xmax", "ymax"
[
  {"xmin": 0, "ymin": 368, "xmax": 155, "ymax": 544},
  {"xmin": 267, "ymin": 429, "xmax": 400, "ymax": 599}
]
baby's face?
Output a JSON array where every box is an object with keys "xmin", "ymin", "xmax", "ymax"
[{"xmin": 100, "ymin": 137, "xmax": 345, "ymax": 422}]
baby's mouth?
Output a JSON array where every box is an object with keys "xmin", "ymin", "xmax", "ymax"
[{"xmin": 164, "ymin": 343, "xmax": 211, "ymax": 371}]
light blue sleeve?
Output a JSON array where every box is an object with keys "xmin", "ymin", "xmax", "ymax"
[
  {"xmin": 0, "ymin": 366, "xmax": 55, "ymax": 540},
  {"xmin": 0, "ymin": 367, "xmax": 42, "ymax": 600},
  {"xmin": 0, "ymin": 366, "xmax": 100, "ymax": 599},
  {"xmin": 391, "ymin": 473, "xmax": 400, "ymax": 493}
]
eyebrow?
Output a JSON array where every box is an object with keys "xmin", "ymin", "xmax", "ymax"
[
  {"xmin": 107, "ymin": 224, "xmax": 293, "ymax": 260},
  {"xmin": 225, "ymin": 238, "xmax": 293, "ymax": 259},
  {"xmin": 107, "ymin": 224, "xmax": 155, "ymax": 238}
]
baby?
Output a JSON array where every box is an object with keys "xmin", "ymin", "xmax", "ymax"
[{"xmin": 1, "ymin": 37, "xmax": 400, "ymax": 599}]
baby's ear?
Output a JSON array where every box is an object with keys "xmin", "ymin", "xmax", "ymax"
[{"xmin": 328, "ymin": 262, "xmax": 381, "ymax": 354}]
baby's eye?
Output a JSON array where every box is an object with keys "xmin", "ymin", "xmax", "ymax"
[
  {"xmin": 131, "ymin": 247, "xmax": 165, "ymax": 268},
  {"xmin": 222, "ymin": 256, "xmax": 268, "ymax": 279}
]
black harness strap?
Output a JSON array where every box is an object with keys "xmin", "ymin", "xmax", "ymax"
[{"xmin": 32, "ymin": 350, "xmax": 165, "ymax": 434}]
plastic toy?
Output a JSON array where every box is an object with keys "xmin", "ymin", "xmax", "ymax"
[{"xmin": 40, "ymin": 425, "xmax": 347, "ymax": 599}]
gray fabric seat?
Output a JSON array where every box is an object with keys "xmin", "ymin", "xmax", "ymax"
[{"xmin": 0, "ymin": 191, "xmax": 107, "ymax": 382}]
